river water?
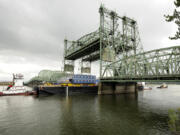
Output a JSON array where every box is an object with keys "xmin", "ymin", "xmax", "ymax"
[{"xmin": 0, "ymin": 84, "xmax": 180, "ymax": 135}]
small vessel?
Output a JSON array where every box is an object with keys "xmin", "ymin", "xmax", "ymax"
[
  {"xmin": 157, "ymin": 83, "xmax": 168, "ymax": 89},
  {"xmin": 137, "ymin": 82, "xmax": 152, "ymax": 90},
  {"xmin": 0, "ymin": 74, "xmax": 35, "ymax": 96}
]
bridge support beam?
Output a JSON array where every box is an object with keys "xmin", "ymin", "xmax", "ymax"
[{"xmin": 98, "ymin": 82, "xmax": 137, "ymax": 95}]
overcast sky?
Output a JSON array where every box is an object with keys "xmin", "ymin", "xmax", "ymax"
[{"xmin": 0, "ymin": 0, "xmax": 179, "ymax": 81}]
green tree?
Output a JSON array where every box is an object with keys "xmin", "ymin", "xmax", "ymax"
[{"xmin": 165, "ymin": 0, "xmax": 180, "ymax": 40}]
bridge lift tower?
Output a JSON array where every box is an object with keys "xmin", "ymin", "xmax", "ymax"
[{"xmin": 63, "ymin": 5, "xmax": 143, "ymax": 76}]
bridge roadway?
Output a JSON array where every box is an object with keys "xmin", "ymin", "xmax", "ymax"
[{"xmin": 100, "ymin": 74, "xmax": 180, "ymax": 82}]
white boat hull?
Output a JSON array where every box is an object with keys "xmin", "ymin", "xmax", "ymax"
[{"xmin": 0, "ymin": 86, "xmax": 35, "ymax": 96}]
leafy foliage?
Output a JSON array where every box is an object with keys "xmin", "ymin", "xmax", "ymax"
[
  {"xmin": 168, "ymin": 108, "xmax": 180, "ymax": 133},
  {"xmin": 165, "ymin": 0, "xmax": 180, "ymax": 40}
]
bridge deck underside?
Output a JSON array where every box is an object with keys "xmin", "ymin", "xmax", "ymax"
[
  {"xmin": 101, "ymin": 75, "xmax": 180, "ymax": 82},
  {"xmin": 65, "ymin": 39, "xmax": 100, "ymax": 60}
]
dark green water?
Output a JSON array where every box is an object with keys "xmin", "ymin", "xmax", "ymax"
[{"xmin": 0, "ymin": 85, "xmax": 180, "ymax": 135}]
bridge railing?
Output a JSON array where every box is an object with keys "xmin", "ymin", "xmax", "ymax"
[{"xmin": 101, "ymin": 45, "xmax": 180, "ymax": 80}]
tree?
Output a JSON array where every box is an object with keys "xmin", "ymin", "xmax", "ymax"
[{"xmin": 165, "ymin": 0, "xmax": 180, "ymax": 40}]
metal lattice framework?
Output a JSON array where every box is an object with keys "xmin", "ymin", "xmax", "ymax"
[
  {"xmin": 99, "ymin": 5, "xmax": 143, "ymax": 78},
  {"xmin": 101, "ymin": 46, "xmax": 180, "ymax": 82}
]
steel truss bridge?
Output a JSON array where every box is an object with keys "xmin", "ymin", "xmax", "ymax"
[{"xmin": 64, "ymin": 5, "xmax": 180, "ymax": 82}]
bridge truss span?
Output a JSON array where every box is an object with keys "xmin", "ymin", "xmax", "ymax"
[
  {"xmin": 65, "ymin": 30, "xmax": 100, "ymax": 60},
  {"xmin": 101, "ymin": 45, "xmax": 180, "ymax": 82}
]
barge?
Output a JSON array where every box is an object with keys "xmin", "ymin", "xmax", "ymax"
[{"xmin": 34, "ymin": 74, "xmax": 98, "ymax": 95}]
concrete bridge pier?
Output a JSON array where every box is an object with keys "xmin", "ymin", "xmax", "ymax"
[{"xmin": 98, "ymin": 82, "xmax": 137, "ymax": 95}]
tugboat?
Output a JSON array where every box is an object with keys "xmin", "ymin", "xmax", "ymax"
[{"xmin": 0, "ymin": 74, "xmax": 35, "ymax": 96}]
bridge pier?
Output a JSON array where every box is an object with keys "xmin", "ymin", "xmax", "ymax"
[{"xmin": 98, "ymin": 82, "xmax": 137, "ymax": 95}]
